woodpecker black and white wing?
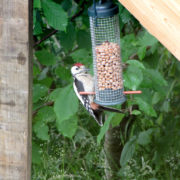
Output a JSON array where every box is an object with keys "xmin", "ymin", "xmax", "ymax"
[
  {"xmin": 73, "ymin": 78, "xmax": 86, "ymax": 106},
  {"xmin": 73, "ymin": 78, "xmax": 103, "ymax": 126}
]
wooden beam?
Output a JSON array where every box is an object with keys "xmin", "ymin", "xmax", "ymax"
[
  {"xmin": 0, "ymin": 0, "xmax": 32, "ymax": 179},
  {"xmin": 118, "ymin": 0, "xmax": 180, "ymax": 61}
]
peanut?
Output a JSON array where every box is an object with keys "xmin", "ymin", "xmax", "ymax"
[{"xmin": 95, "ymin": 41, "xmax": 123, "ymax": 91}]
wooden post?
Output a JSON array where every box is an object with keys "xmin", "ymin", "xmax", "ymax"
[
  {"xmin": 118, "ymin": 0, "xmax": 180, "ymax": 61},
  {"xmin": 0, "ymin": 0, "xmax": 32, "ymax": 179}
]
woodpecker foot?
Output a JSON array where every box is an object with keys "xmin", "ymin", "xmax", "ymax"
[{"xmin": 90, "ymin": 102, "xmax": 100, "ymax": 110}]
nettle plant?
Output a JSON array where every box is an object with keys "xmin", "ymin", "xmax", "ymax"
[{"xmin": 32, "ymin": 0, "xmax": 180, "ymax": 179}]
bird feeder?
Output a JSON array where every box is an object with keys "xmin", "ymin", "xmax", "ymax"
[{"xmin": 88, "ymin": 0, "xmax": 126, "ymax": 106}]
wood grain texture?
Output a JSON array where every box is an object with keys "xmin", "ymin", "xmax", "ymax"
[
  {"xmin": 0, "ymin": 0, "xmax": 32, "ymax": 179},
  {"xmin": 118, "ymin": 0, "xmax": 180, "ymax": 61}
]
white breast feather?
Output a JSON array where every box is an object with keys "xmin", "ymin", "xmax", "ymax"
[{"xmin": 75, "ymin": 74, "xmax": 94, "ymax": 103}]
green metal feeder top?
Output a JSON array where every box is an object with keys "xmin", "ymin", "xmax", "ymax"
[{"xmin": 88, "ymin": 0, "xmax": 119, "ymax": 18}]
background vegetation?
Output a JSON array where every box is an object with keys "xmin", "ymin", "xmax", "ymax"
[{"xmin": 32, "ymin": 0, "xmax": 180, "ymax": 179}]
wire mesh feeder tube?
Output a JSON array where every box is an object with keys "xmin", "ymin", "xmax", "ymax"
[{"xmin": 89, "ymin": 4, "xmax": 126, "ymax": 106}]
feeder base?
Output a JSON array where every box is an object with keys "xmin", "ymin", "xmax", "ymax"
[{"xmin": 94, "ymin": 89, "xmax": 126, "ymax": 106}]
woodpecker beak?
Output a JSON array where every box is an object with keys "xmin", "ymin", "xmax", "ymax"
[
  {"xmin": 79, "ymin": 68, "xmax": 90, "ymax": 73},
  {"xmin": 85, "ymin": 68, "xmax": 90, "ymax": 71}
]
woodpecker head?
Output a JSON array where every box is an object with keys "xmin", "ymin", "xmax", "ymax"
[{"xmin": 71, "ymin": 63, "xmax": 88, "ymax": 77}]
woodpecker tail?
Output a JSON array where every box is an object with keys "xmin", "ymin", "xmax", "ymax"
[
  {"xmin": 89, "ymin": 102, "xmax": 124, "ymax": 126},
  {"xmin": 93, "ymin": 111, "xmax": 103, "ymax": 126},
  {"xmin": 99, "ymin": 105, "xmax": 124, "ymax": 113}
]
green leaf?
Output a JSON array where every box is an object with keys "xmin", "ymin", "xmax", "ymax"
[
  {"xmin": 74, "ymin": 127, "xmax": 91, "ymax": 143},
  {"xmin": 132, "ymin": 110, "xmax": 141, "ymax": 115},
  {"xmin": 137, "ymin": 88, "xmax": 152, "ymax": 104},
  {"xmin": 141, "ymin": 69, "xmax": 167, "ymax": 96},
  {"xmin": 137, "ymin": 129, "xmax": 153, "ymax": 146},
  {"xmin": 124, "ymin": 65, "xmax": 143, "ymax": 90},
  {"xmin": 38, "ymin": 77, "xmax": 53, "ymax": 88},
  {"xmin": 97, "ymin": 114, "xmax": 114, "ymax": 144},
  {"xmin": 70, "ymin": 49, "xmax": 92, "ymax": 63},
  {"xmin": 33, "ymin": 120, "xmax": 50, "ymax": 141},
  {"xmin": 33, "ymin": 65, "xmax": 40, "ymax": 77},
  {"xmin": 36, "ymin": 106, "xmax": 56, "ymax": 123},
  {"xmin": 34, "ymin": 19, "xmax": 43, "ymax": 35},
  {"xmin": 33, "ymin": 9, "xmax": 36, "ymax": 25},
  {"xmin": 54, "ymin": 85, "xmax": 79, "ymax": 122},
  {"xmin": 55, "ymin": 66, "xmax": 71, "ymax": 81},
  {"xmin": 121, "ymin": 8, "xmax": 132, "ymax": 24},
  {"xmin": 161, "ymin": 101, "xmax": 171, "ymax": 113},
  {"xmin": 37, "ymin": 67, "xmax": 49, "ymax": 80},
  {"xmin": 157, "ymin": 113, "xmax": 163, "ymax": 125},
  {"xmin": 145, "ymin": 69, "xmax": 167, "ymax": 87},
  {"xmin": 120, "ymin": 136, "xmax": 136, "ymax": 167},
  {"xmin": 138, "ymin": 31, "xmax": 158, "ymax": 47},
  {"xmin": 35, "ymin": 50, "xmax": 57, "ymax": 66},
  {"xmin": 49, "ymin": 88, "xmax": 61, "ymax": 101},
  {"xmin": 126, "ymin": 60, "xmax": 145, "ymax": 69},
  {"xmin": 121, "ymin": 34, "xmax": 137, "ymax": 62},
  {"xmin": 135, "ymin": 97, "xmax": 157, "ymax": 117},
  {"xmin": 42, "ymin": 0, "xmax": 68, "ymax": 31},
  {"xmin": 58, "ymin": 23, "xmax": 76, "ymax": 51},
  {"xmin": 33, "ymin": 10, "xmax": 43, "ymax": 35},
  {"xmin": 32, "ymin": 142, "xmax": 42, "ymax": 164},
  {"xmin": 33, "ymin": 101, "xmax": 44, "ymax": 111},
  {"xmin": 34, "ymin": 0, "xmax": 41, "ymax": 8},
  {"xmin": 77, "ymin": 30, "xmax": 91, "ymax": 49},
  {"xmin": 138, "ymin": 46, "xmax": 146, "ymax": 60},
  {"xmin": 33, "ymin": 84, "xmax": 48, "ymax": 103},
  {"xmin": 61, "ymin": 0, "xmax": 72, "ymax": 11},
  {"xmin": 152, "ymin": 92, "xmax": 161, "ymax": 105},
  {"xmin": 111, "ymin": 113, "xmax": 125, "ymax": 128},
  {"xmin": 56, "ymin": 115, "xmax": 78, "ymax": 139}
]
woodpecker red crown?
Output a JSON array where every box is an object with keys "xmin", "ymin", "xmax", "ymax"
[{"xmin": 74, "ymin": 63, "xmax": 84, "ymax": 67}]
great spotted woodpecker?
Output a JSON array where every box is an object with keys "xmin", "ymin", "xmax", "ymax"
[{"xmin": 71, "ymin": 63, "xmax": 123, "ymax": 126}]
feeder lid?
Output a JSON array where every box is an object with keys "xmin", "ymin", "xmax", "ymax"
[{"xmin": 88, "ymin": 0, "xmax": 119, "ymax": 18}]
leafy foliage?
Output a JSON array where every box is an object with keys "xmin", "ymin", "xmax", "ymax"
[
  {"xmin": 54, "ymin": 85, "xmax": 78, "ymax": 122},
  {"xmin": 32, "ymin": 0, "xmax": 180, "ymax": 179},
  {"xmin": 120, "ymin": 136, "xmax": 136, "ymax": 167},
  {"xmin": 42, "ymin": 0, "xmax": 68, "ymax": 31}
]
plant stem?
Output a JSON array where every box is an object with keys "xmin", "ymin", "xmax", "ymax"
[
  {"xmin": 104, "ymin": 115, "xmax": 134, "ymax": 179},
  {"xmin": 104, "ymin": 124, "xmax": 122, "ymax": 179}
]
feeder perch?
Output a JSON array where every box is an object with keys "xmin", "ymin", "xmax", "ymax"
[
  {"xmin": 79, "ymin": 91, "xmax": 142, "ymax": 95},
  {"xmin": 88, "ymin": 0, "xmax": 126, "ymax": 106}
]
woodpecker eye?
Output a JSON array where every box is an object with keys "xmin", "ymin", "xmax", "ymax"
[{"xmin": 75, "ymin": 67, "xmax": 79, "ymax": 70}]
